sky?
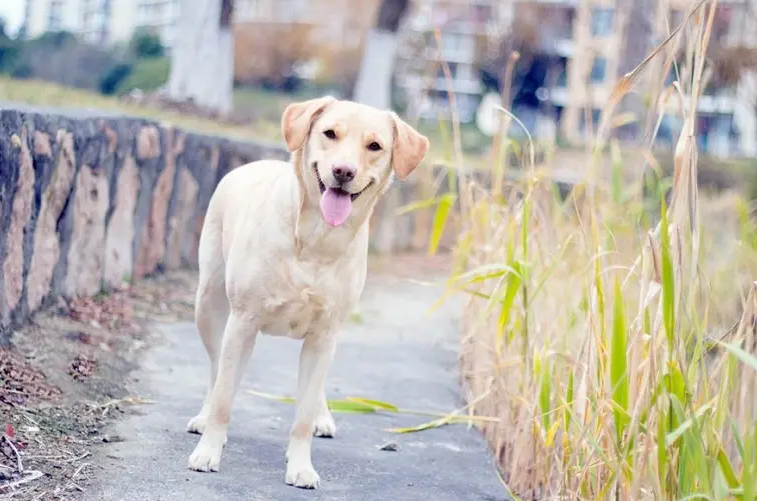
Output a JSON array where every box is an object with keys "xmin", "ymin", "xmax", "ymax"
[{"xmin": 0, "ymin": 0, "xmax": 25, "ymax": 37}]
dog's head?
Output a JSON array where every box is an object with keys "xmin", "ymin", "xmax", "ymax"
[{"xmin": 282, "ymin": 96, "xmax": 429, "ymax": 227}]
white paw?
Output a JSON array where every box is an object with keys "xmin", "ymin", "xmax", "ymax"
[
  {"xmin": 187, "ymin": 416, "xmax": 227, "ymax": 444},
  {"xmin": 187, "ymin": 414, "xmax": 207, "ymax": 434},
  {"xmin": 285, "ymin": 464, "xmax": 321, "ymax": 489},
  {"xmin": 188, "ymin": 437, "xmax": 224, "ymax": 472},
  {"xmin": 314, "ymin": 411, "xmax": 336, "ymax": 438}
]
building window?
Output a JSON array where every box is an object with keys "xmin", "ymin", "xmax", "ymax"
[
  {"xmin": 556, "ymin": 70, "xmax": 567, "ymax": 88},
  {"xmin": 440, "ymin": 33, "xmax": 475, "ymax": 61},
  {"xmin": 138, "ymin": 3, "xmax": 149, "ymax": 23},
  {"xmin": 472, "ymin": 4, "xmax": 492, "ymax": 25},
  {"xmin": 456, "ymin": 63, "xmax": 473, "ymax": 82},
  {"xmin": 168, "ymin": 0, "xmax": 179, "ymax": 17},
  {"xmin": 441, "ymin": 33, "xmax": 460, "ymax": 54},
  {"xmin": 590, "ymin": 7, "xmax": 614, "ymax": 37},
  {"xmin": 590, "ymin": 57, "xmax": 607, "ymax": 83},
  {"xmin": 236, "ymin": 0, "xmax": 261, "ymax": 21},
  {"xmin": 48, "ymin": 0, "xmax": 63, "ymax": 31},
  {"xmin": 579, "ymin": 108, "xmax": 603, "ymax": 134},
  {"xmin": 436, "ymin": 62, "xmax": 459, "ymax": 80}
]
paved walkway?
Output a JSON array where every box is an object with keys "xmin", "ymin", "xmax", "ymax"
[{"xmin": 83, "ymin": 274, "xmax": 506, "ymax": 501}]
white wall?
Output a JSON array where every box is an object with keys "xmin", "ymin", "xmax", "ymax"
[
  {"xmin": 108, "ymin": 0, "xmax": 138, "ymax": 44},
  {"xmin": 26, "ymin": 0, "xmax": 84, "ymax": 38}
]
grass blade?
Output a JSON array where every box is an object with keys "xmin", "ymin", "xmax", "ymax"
[
  {"xmin": 247, "ymin": 389, "xmax": 296, "ymax": 404},
  {"xmin": 715, "ymin": 340, "xmax": 757, "ymax": 374},
  {"xmin": 611, "ymin": 277, "xmax": 630, "ymax": 444},
  {"xmin": 660, "ymin": 197, "xmax": 676, "ymax": 349},
  {"xmin": 327, "ymin": 400, "xmax": 380, "ymax": 414},
  {"xmin": 346, "ymin": 397, "xmax": 400, "ymax": 412},
  {"xmin": 387, "ymin": 416, "xmax": 452, "ymax": 434},
  {"xmin": 428, "ymin": 193, "xmax": 456, "ymax": 256}
]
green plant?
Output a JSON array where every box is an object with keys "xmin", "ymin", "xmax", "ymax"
[
  {"xmin": 747, "ymin": 161, "xmax": 757, "ymax": 202},
  {"xmin": 116, "ymin": 57, "xmax": 170, "ymax": 94},
  {"xmin": 99, "ymin": 62, "xmax": 133, "ymax": 95},
  {"xmin": 9, "ymin": 31, "xmax": 118, "ymax": 90},
  {"xmin": 0, "ymin": 24, "xmax": 20, "ymax": 74},
  {"xmin": 27, "ymin": 31, "xmax": 77, "ymax": 49},
  {"xmin": 129, "ymin": 29, "xmax": 165, "ymax": 59}
]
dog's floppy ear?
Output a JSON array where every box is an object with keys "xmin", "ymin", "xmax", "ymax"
[
  {"xmin": 389, "ymin": 112, "xmax": 430, "ymax": 181},
  {"xmin": 282, "ymin": 96, "xmax": 337, "ymax": 152}
]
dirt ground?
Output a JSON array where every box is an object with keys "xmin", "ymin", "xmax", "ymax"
[{"xmin": 0, "ymin": 271, "xmax": 198, "ymax": 501}]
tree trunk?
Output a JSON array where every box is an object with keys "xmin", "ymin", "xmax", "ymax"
[
  {"xmin": 167, "ymin": 0, "xmax": 234, "ymax": 114},
  {"xmin": 352, "ymin": 0, "xmax": 410, "ymax": 108}
]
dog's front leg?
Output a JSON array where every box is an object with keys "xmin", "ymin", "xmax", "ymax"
[
  {"xmin": 285, "ymin": 334, "xmax": 336, "ymax": 489},
  {"xmin": 295, "ymin": 336, "xmax": 336, "ymax": 440},
  {"xmin": 188, "ymin": 313, "xmax": 259, "ymax": 472}
]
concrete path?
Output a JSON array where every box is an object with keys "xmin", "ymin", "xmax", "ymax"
[{"xmin": 83, "ymin": 273, "xmax": 506, "ymax": 501}]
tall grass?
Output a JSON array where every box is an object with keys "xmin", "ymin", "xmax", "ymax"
[{"xmin": 418, "ymin": 1, "xmax": 757, "ymax": 498}]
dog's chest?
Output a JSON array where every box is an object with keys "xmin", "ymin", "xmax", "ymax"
[{"xmin": 260, "ymin": 261, "xmax": 358, "ymax": 339}]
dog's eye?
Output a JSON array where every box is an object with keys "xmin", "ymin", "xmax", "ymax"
[
  {"xmin": 323, "ymin": 129, "xmax": 337, "ymax": 140},
  {"xmin": 367, "ymin": 142, "xmax": 382, "ymax": 151}
]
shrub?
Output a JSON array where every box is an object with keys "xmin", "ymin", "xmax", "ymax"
[
  {"xmin": 13, "ymin": 31, "xmax": 119, "ymax": 90},
  {"xmin": 26, "ymin": 30, "xmax": 77, "ymax": 49},
  {"xmin": 116, "ymin": 57, "xmax": 170, "ymax": 94},
  {"xmin": 9, "ymin": 61, "xmax": 31, "ymax": 79},
  {"xmin": 129, "ymin": 29, "xmax": 164, "ymax": 59},
  {"xmin": 99, "ymin": 62, "xmax": 133, "ymax": 95},
  {"xmin": 0, "ymin": 26, "xmax": 21, "ymax": 74}
]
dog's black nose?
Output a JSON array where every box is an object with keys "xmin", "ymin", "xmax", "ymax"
[{"xmin": 332, "ymin": 165, "xmax": 356, "ymax": 184}]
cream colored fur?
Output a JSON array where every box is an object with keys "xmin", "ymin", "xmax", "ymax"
[{"xmin": 185, "ymin": 96, "xmax": 429, "ymax": 489}]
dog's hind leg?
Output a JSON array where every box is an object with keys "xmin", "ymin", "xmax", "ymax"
[{"xmin": 187, "ymin": 220, "xmax": 230, "ymax": 435}]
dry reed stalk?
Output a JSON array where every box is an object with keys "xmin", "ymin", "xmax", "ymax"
[
  {"xmin": 443, "ymin": 0, "xmax": 757, "ymax": 499},
  {"xmin": 491, "ymin": 51, "xmax": 520, "ymax": 199}
]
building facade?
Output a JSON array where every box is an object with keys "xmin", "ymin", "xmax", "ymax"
[
  {"xmin": 516, "ymin": 0, "xmax": 755, "ymax": 156},
  {"xmin": 397, "ymin": 0, "xmax": 756, "ymax": 157},
  {"xmin": 233, "ymin": 0, "xmax": 378, "ymax": 86},
  {"xmin": 23, "ymin": 0, "xmax": 179, "ymax": 48},
  {"xmin": 397, "ymin": 0, "xmax": 502, "ymax": 123},
  {"xmin": 25, "ymin": 0, "xmax": 83, "ymax": 37},
  {"xmin": 563, "ymin": 0, "xmax": 756, "ymax": 156}
]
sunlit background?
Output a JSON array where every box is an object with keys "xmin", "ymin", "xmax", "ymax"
[{"xmin": 1, "ymin": 0, "xmax": 755, "ymax": 164}]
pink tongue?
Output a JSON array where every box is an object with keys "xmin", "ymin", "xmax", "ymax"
[{"xmin": 319, "ymin": 188, "xmax": 353, "ymax": 226}]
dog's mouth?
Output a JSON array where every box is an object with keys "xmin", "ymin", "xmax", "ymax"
[
  {"xmin": 313, "ymin": 163, "xmax": 374, "ymax": 227},
  {"xmin": 313, "ymin": 163, "xmax": 373, "ymax": 202}
]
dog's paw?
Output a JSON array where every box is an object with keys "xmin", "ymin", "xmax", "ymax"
[
  {"xmin": 187, "ymin": 416, "xmax": 228, "ymax": 445},
  {"xmin": 313, "ymin": 411, "xmax": 336, "ymax": 438},
  {"xmin": 186, "ymin": 414, "xmax": 207, "ymax": 434},
  {"xmin": 285, "ymin": 464, "xmax": 321, "ymax": 489},
  {"xmin": 188, "ymin": 437, "xmax": 224, "ymax": 472}
]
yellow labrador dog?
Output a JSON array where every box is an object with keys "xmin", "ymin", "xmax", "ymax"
[{"xmin": 185, "ymin": 96, "xmax": 429, "ymax": 489}]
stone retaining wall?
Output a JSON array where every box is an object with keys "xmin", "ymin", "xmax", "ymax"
[{"xmin": 0, "ymin": 108, "xmax": 449, "ymax": 342}]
